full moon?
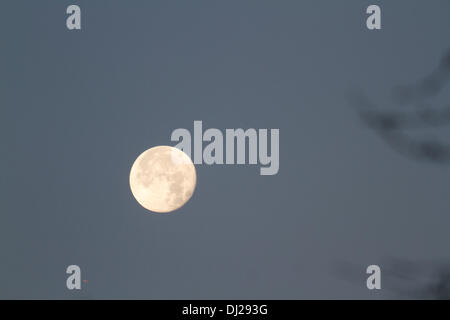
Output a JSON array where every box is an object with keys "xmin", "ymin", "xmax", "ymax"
[{"xmin": 129, "ymin": 146, "xmax": 196, "ymax": 213}]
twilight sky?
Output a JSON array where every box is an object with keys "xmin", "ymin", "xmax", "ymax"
[{"xmin": 1, "ymin": 0, "xmax": 450, "ymax": 299}]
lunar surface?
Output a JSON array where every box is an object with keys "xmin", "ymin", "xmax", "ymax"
[{"xmin": 129, "ymin": 146, "xmax": 196, "ymax": 213}]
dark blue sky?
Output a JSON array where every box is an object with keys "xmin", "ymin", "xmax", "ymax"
[{"xmin": 1, "ymin": 0, "xmax": 450, "ymax": 299}]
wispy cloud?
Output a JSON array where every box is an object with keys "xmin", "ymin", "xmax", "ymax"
[{"xmin": 347, "ymin": 49, "xmax": 450, "ymax": 164}]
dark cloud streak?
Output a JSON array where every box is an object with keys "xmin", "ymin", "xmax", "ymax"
[
  {"xmin": 392, "ymin": 49, "xmax": 450, "ymax": 105},
  {"xmin": 335, "ymin": 259, "xmax": 450, "ymax": 300},
  {"xmin": 347, "ymin": 49, "xmax": 450, "ymax": 165}
]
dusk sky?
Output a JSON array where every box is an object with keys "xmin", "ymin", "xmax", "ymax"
[{"xmin": 1, "ymin": 0, "xmax": 450, "ymax": 299}]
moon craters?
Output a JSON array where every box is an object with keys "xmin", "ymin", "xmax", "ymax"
[{"xmin": 129, "ymin": 146, "xmax": 196, "ymax": 213}]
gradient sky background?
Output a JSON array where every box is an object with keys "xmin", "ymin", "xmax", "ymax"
[{"xmin": 1, "ymin": 0, "xmax": 450, "ymax": 299}]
